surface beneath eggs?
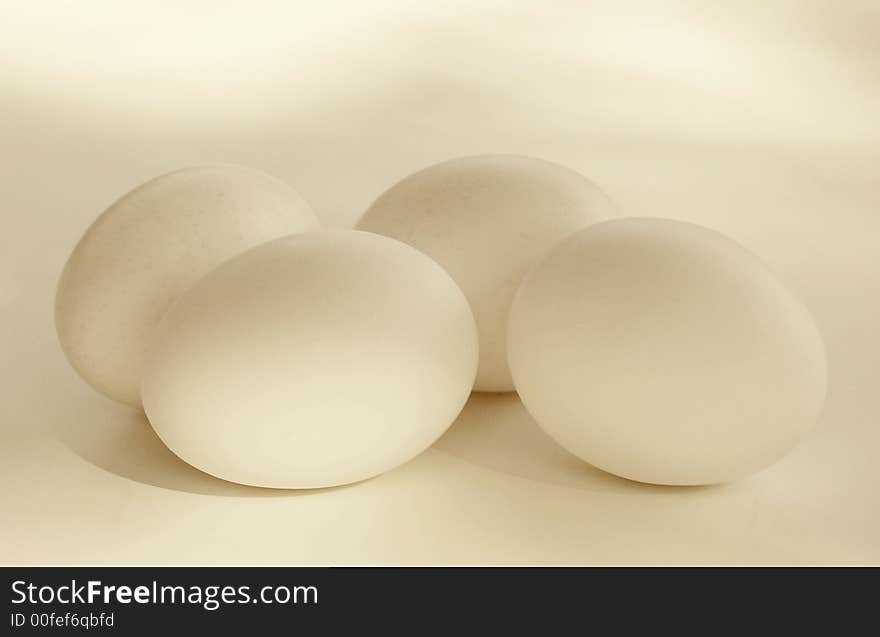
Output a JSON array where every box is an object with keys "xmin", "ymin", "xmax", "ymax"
[{"xmin": 2, "ymin": 0, "xmax": 878, "ymax": 564}]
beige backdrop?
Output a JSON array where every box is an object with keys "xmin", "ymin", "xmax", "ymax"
[{"xmin": 1, "ymin": 0, "xmax": 878, "ymax": 564}]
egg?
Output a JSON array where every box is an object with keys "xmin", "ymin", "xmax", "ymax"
[
  {"xmin": 508, "ymin": 218, "xmax": 827, "ymax": 485},
  {"xmin": 140, "ymin": 230, "xmax": 478, "ymax": 489},
  {"xmin": 55, "ymin": 165, "xmax": 319, "ymax": 408},
  {"xmin": 356, "ymin": 155, "xmax": 616, "ymax": 392}
]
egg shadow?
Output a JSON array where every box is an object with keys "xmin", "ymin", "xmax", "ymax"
[
  {"xmin": 434, "ymin": 392, "xmax": 720, "ymax": 494},
  {"xmin": 52, "ymin": 404, "xmax": 355, "ymax": 498}
]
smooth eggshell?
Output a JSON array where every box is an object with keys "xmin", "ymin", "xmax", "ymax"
[
  {"xmin": 141, "ymin": 230, "xmax": 478, "ymax": 489},
  {"xmin": 356, "ymin": 155, "xmax": 616, "ymax": 392},
  {"xmin": 508, "ymin": 218, "xmax": 827, "ymax": 485},
  {"xmin": 55, "ymin": 165, "xmax": 319, "ymax": 407}
]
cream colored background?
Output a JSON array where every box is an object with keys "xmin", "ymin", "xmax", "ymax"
[{"xmin": 1, "ymin": 0, "xmax": 878, "ymax": 564}]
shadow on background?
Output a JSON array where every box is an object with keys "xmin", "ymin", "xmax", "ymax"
[
  {"xmin": 435, "ymin": 392, "xmax": 718, "ymax": 495},
  {"xmin": 51, "ymin": 406, "xmax": 351, "ymax": 498},
  {"xmin": 52, "ymin": 391, "xmax": 714, "ymax": 499}
]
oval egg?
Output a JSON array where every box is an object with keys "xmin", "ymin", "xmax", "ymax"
[
  {"xmin": 508, "ymin": 217, "xmax": 827, "ymax": 485},
  {"xmin": 55, "ymin": 164, "xmax": 319, "ymax": 407},
  {"xmin": 356, "ymin": 154, "xmax": 616, "ymax": 392},
  {"xmin": 141, "ymin": 230, "xmax": 479, "ymax": 489}
]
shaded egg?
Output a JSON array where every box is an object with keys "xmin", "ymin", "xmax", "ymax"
[
  {"xmin": 55, "ymin": 165, "xmax": 319, "ymax": 407},
  {"xmin": 357, "ymin": 155, "xmax": 616, "ymax": 392}
]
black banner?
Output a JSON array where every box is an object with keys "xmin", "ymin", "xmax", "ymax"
[{"xmin": 3, "ymin": 567, "xmax": 876, "ymax": 632}]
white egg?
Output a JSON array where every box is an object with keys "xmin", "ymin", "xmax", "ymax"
[
  {"xmin": 508, "ymin": 218, "xmax": 827, "ymax": 485},
  {"xmin": 356, "ymin": 155, "xmax": 616, "ymax": 392},
  {"xmin": 141, "ymin": 230, "xmax": 478, "ymax": 489},
  {"xmin": 55, "ymin": 165, "xmax": 319, "ymax": 408}
]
